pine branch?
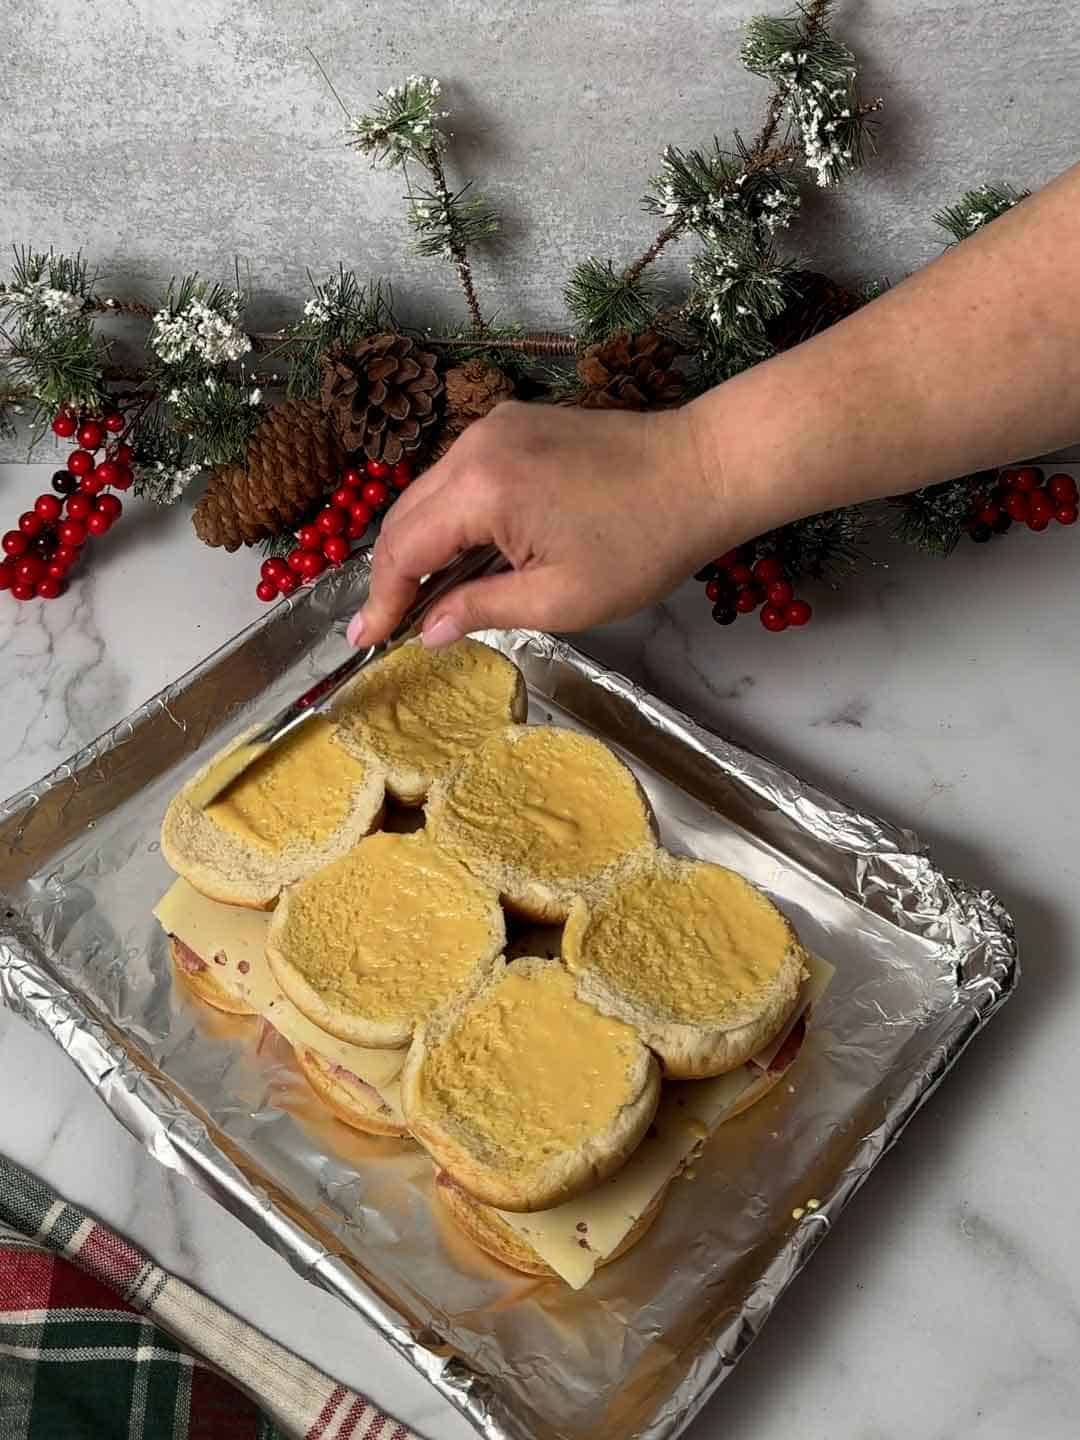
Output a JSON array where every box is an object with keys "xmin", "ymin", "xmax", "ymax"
[
  {"xmin": 415, "ymin": 151, "xmax": 489, "ymax": 331},
  {"xmin": 891, "ymin": 477, "xmax": 984, "ymax": 555},
  {"xmin": 564, "ymin": 258, "xmax": 657, "ymax": 342},
  {"xmin": 287, "ymin": 268, "xmax": 392, "ymax": 398},
  {"xmin": 932, "ymin": 184, "xmax": 1030, "ymax": 244}
]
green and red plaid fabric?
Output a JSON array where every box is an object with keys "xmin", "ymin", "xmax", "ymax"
[{"xmin": 0, "ymin": 1153, "xmax": 417, "ymax": 1440}]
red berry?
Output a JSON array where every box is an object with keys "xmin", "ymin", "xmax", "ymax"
[
  {"xmin": 322, "ymin": 535, "xmax": 350, "ymax": 565},
  {"xmin": 365, "ymin": 459, "xmax": 390, "ymax": 479},
  {"xmin": 104, "ymin": 411, "xmax": 126, "ymax": 434},
  {"xmin": 67, "ymin": 449, "xmax": 94, "ymax": 476},
  {"xmin": 256, "ymin": 579, "xmax": 278, "ymax": 602},
  {"xmin": 1056, "ymin": 504, "xmax": 1078, "ymax": 525},
  {"xmin": 767, "ymin": 579, "xmax": 794, "ymax": 608},
  {"xmin": 0, "ymin": 559, "xmax": 14, "ymax": 590},
  {"xmin": 715, "ymin": 549, "xmax": 739, "ymax": 571},
  {"xmin": 735, "ymin": 589, "xmax": 758, "ymax": 614},
  {"xmin": 998, "ymin": 467, "xmax": 1019, "ymax": 487},
  {"xmin": 96, "ymin": 494, "xmax": 123, "ymax": 521},
  {"xmin": 753, "ymin": 555, "xmax": 785, "ymax": 585},
  {"xmin": 1003, "ymin": 491, "xmax": 1030, "ymax": 522},
  {"xmin": 705, "ymin": 578, "xmax": 721, "ymax": 602},
  {"xmin": 1028, "ymin": 516, "xmax": 1050, "ymax": 532},
  {"xmin": 86, "ymin": 511, "xmax": 112, "ymax": 536},
  {"xmin": 11, "ymin": 581, "xmax": 35, "ymax": 601},
  {"xmin": 261, "ymin": 557, "xmax": 290, "ymax": 583},
  {"xmin": 46, "ymin": 559, "xmax": 69, "ymax": 581},
  {"xmin": 1029, "ymin": 491, "xmax": 1055, "ymax": 522},
  {"xmin": 18, "ymin": 512, "xmax": 43, "ymax": 537},
  {"xmin": 976, "ymin": 505, "xmax": 1000, "ymax": 528},
  {"xmin": 3, "ymin": 530, "xmax": 29, "ymax": 557},
  {"xmin": 34, "ymin": 494, "xmax": 63, "ymax": 522},
  {"xmin": 297, "ymin": 549, "xmax": 326, "ymax": 580},
  {"xmin": 112, "ymin": 465, "xmax": 133, "ymax": 491},
  {"xmin": 362, "ymin": 479, "xmax": 390, "ymax": 508},
  {"xmin": 392, "ymin": 459, "xmax": 413, "ymax": 489},
  {"xmin": 111, "ymin": 442, "xmax": 134, "ymax": 466},
  {"xmin": 93, "ymin": 460, "xmax": 121, "ymax": 488},
  {"xmin": 36, "ymin": 576, "xmax": 63, "ymax": 600},
  {"xmin": 51, "ymin": 412, "xmax": 78, "ymax": 438},
  {"xmin": 342, "ymin": 467, "xmax": 363, "ymax": 488},
  {"xmin": 277, "ymin": 570, "xmax": 299, "ymax": 596},
  {"xmin": 66, "ymin": 493, "xmax": 92, "ymax": 520},
  {"xmin": 1012, "ymin": 466, "xmax": 1042, "ymax": 493},
  {"xmin": 330, "ymin": 486, "xmax": 356, "ymax": 511},
  {"xmin": 347, "ymin": 517, "xmax": 369, "ymax": 541},
  {"xmin": 76, "ymin": 420, "xmax": 106, "ymax": 452},
  {"xmin": 349, "ymin": 500, "xmax": 373, "ymax": 530},
  {"xmin": 58, "ymin": 520, "xmax": 87, "ymax": 548},
  {"xmin": 787, "ymin": 599, "xmax": 813, "ymax": 626},
  {"xmin": 728, "ymin": 563, "xmax": 753, "ymax": 587},
  {"xmin": 15, "ymin": 555, "xmax": 45, "ymax": 585},
  {"xmin": 1049, "ymin": 473, "xmax": 1078, "ymax": 504},
  {"xmin": 80, "ymin": 474, "xmax": 106, "ymax": 496},
  {"xmin": 287, "ymin": 548, "xmax": 307, "ymax": 574},
  {"xmin": 54, "ymin": 545, "xmax": 78, "ymax": 568},
  {"xmin": 295, "ymin": 524, "xmax": 320, "ymax": 551},
  {"xmin": 760, "ymin": 603, "xmax": 789, "ymax": 632},
  {"xmin": 316, "ymin": 506, "xmax": 345, "ymax": 536}
]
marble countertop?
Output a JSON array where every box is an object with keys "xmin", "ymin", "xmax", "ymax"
[{"xmin": 2, "ymin": 459, "xmax": 1077, "ymax": 1440}]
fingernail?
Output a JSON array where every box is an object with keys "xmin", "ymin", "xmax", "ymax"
[
  {"xmin": 346, "ymin": 612, "xmax": 367, "ymax": 648},
  {"xmin": 422, "ymin": 613, "xmax": 464, "ymax": 650}
]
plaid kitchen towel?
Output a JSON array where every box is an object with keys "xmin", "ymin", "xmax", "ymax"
[{"xmin": 0, "ymin": 1153, "xmax": 418, "ymax": 1440}]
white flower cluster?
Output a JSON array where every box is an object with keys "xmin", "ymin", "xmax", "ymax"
[
  {"xmin": 4, "ymin": 281, "xmax": 83, "ymax": 321},
  {"xmin": 140, "ymin": 458, "xmax": 203, "ymax": 504},
  {"xmin": 150, "ymin": 291, "xmax": 249, "ymax": 368}
]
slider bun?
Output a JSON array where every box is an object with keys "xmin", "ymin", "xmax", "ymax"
[
  {"xmin": 162, "ymin": 719, "xmax": 385, "ymax": 910},
  {"xmin": 293, "ymin": 1045, "xmax": 408, "ymax": 1139},
  {"xmin": 402, "ymin": 957, "xmax": 661, "ymax": 1212},
  {"xmin": 435, "ymin": 1172, "xmax": 668, "ymax": 1278},
  {"xmin": 169, "ymin": 936, "xmax": 259, "ymax": 1016},
  {"xmin": 267, "ymin": 829, "xmax": 505, "ymax": 1049},
  {"xmin": 334, "ymin": 638, "xmax": 527, "ymax": 805},
  {"xmin": 564, "ymin": 850, "xmax": 808, "ymax": 1079},
  {"xmin": 425, "ymin": 724, "xmax": 657, "ymax": 922}
]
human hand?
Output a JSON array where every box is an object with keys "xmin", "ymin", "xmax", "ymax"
[{"xmin": 347, "ymin": 399, "xmax": 730, "ymax": 648}]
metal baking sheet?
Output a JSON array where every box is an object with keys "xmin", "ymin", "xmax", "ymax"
[{"xmin": 0, "ymin": 554, "xmax": 1018, "ymax": 1440}]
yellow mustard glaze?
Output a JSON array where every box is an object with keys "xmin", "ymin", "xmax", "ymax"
[
  {"xmin": 277, "ymin": 831, "xmax": 498, "ymax": 1026},
  {"xmin": 420, "ymin": 966, "xmax": 639, "ymax": 1162},
  {"xmin": 567, "ymin": 862, "xmax": 792, "ymax": 1023},
  {"xmin": 435, "ymin": 727, "xmax": 652, "ymax": 883},
  {"xmin": 339, "ymin": 639, "xmax": 518, "ymax": 779},
  {"xmin": 205, "ymin": 718, "xmax": 366, "ymax": 854}
]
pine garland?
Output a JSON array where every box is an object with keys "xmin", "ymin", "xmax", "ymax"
[{"xmin": 0, "ymin": 7, "xmax": 1055, "ymax": 615}]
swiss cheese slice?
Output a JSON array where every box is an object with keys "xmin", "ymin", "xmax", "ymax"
[
  {"xmin": 154, "ymin": 878, "xmax": 405, "ymax": 1096},
  {"xmin": 497, "ymin": 951, "xmax": 833, "ymax": 1288}
]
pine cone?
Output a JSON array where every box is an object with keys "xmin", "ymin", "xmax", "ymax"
[
  {"xmin": 576, "ymin": 330, "xmax": 684, "ymax": 411},
  {"xmin": 320, "ymin": 333, "xmax": 442, "ymax": 465},
  {"xmin": 431, "ymin": 359, "xmax": 515, "ymax": 458},
  {"xmin": 765, "ymin": 271, "xmax": 862, "ymax": 352},
  {"xmin": 192, "ymin": 398, "xmax": 345, "ymax": 550}
]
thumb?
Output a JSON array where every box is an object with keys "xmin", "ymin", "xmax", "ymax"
[{"xmin": 420, "ymin": 568, "xmax": 562, "ymax": 648}]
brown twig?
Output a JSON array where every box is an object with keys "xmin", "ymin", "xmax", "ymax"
[
  {"xmin": 426, "ymin": 332, "xmax": 578, "ymax": 356},
  {"xmin": 425, "ymin": 149, "xmax": 486, "ymax": 334},
  {"xmin": 621, "ymin": 216, "xmax": 686, "ymax": 288},
  {"xmin": 90, "ymin": 296, "xmax": 157, "ymax": 319}
]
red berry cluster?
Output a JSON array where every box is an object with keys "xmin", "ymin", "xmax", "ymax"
[
  {"xmin": 968, "ymin": 466, "xmax": 1078, "ymax": 543},
  {"xmin": 0, "ymin": 410, "xmax": 131, "ymax": 602},
  {"xmin": 255, "ymin": 457, "xmax": 413, "ymax": 602},
  {"xmin": 695, "ymin": 549, "xmax": 812, "ymax": 632}
]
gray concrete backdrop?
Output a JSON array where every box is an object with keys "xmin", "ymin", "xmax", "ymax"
[{"xmin": 3, "ymin": 0, "xmax": 1078, "ymax": 458}]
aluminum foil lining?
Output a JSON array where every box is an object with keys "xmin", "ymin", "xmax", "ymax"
[{"xmin": 0, "ymin": 555, "xmax": 1018, "ymax": 1440}]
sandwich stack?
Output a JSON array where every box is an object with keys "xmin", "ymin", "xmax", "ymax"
[{"xmin": 154, "ymin": 637, "xmax": 830, "ymax": 1289}]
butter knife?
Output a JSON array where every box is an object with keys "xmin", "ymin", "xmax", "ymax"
[{"xmin": 187, "ymin": 544, "xmax": 507, "ymax": 810}]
